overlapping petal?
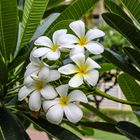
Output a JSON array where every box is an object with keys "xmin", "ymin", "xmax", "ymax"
[
  {"xmin": 69, "ymin": 74, "xmax": 83, "ymax": 87},
  {"xmin": 46, "ymin": 104, "xmax": 63, "ymax": 124},
  {"xmin": 64, "ymin": 103, "xmax": 83, "ymax": 123},
  {"xmin": 84, "ymin": 70, "xmax": 99, "ymax": 86},
  {"xmin": 56, "ymin": 84, "xmax": 69, "ymax": 97},
  {"xmin": 68, "ymin": 90, "xmax": 88, "ymax": 103},
  {"xmin": 29, "ymin": 91, "xmax": 41, "ymax": 111}
]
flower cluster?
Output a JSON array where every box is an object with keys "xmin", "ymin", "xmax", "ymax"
[{"xmin": 18, "ymin": 20, "xmax": 105, "ymax": 124}]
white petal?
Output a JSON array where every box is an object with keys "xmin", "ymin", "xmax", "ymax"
[
  {"xmin": 85, "ymin": 57, "xmax": 101, "ymax": 71},
  {"xmin": 29, "ymin": 91, "xmax": 41, "ymax": 111},
  {"xmin": 56, "ymin": 84, "xmax": 69, "ymax": 96},
  {"xmin": 46, "ymin": 104, "xmax": 63, "ymax": 124},
  {"xmin": 86, "ymin": 29, "xmax": 105, "ymax": 41},
  {"xmin": 46, "ymin": 49, "xmax": 60, "ymax": 60},
  {"xmin": 41, "ymin": 84, "xmax": 58, "ymax": 99},
  {"xmin": 53, "ymin": 29, "xmax": 67, "ymax": 44},
  {"xmin": 18, "ymin": 86, "xmax": 31, "ymax": 101},
  {"xmin": 32, "ymin": 48, "xmax": 50, "ymax": 58},
  {"xmin": 69, "ymin": 20, "xmax": 85, "ymax": 38},
  {"xmin": 24, "ymin": 75, "xmax": 34, "ymax": 87},
  {"xmin": 30, "ymin": 48, "xmax": 41, "ymax": 64},
  {"xmin": 34, "ymin": 36, "xmax": 53, "ymax": 47},
  {"xmin": 85, "ymin": 42, "xmax": 104, "ymax": 54},
  {"xmin": 38, "ymin": 66, "xmax": 50, "ymax": 81},
  {"xmin": 68, "ymin": 90, "xmax": 88, "ymax": 103},
  {"xmin": 24, "ymin": 64, "xmax": 38, "ymax": 77},
  {"xmin": 71, "ymin": 53, "xmax": 85, "ymax": 67},
  {"xmin": 58, "ymin": 34, "xmax": 78, "ymax": 45},
  {"xmin": 84, "ymin": 70, "xmax": 99, "ymax": 86},
  {"xmin": 64, "ymin": 103, "xmax": 83, "ymax": 123},
  {"xmin": 58, "ymin": 64, "xmax": 77, "ymax": 75},
  {"xmin": 43, "ymin": 100, "xmax": 59, "ymax": 112},
  {"xmin": 70, "ymin": 45, "xmax": 85, "ymax": 57},
  {"xmin": 47, "ymin": 70, "xmax": 60, "ymax": 82},
  {"xmin": 69, "ymin": 74, "xmax": 83, "ymax": 87}
]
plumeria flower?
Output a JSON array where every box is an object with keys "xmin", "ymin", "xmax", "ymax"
[
  {"xmin": 33, "ymin": 29, "xmax": 69, "ymax": 60},
  {"xmin": 59, "ymin": 20, "xmax": 105, "ymax": 56},
  {"xmin": 18, "ymin": 70, "xmax": 60, "ymax": 111},
  {"xmin": 43, "ymin": 84, "xmax": 88, "ymax": 124},
  {"xmin": 58, "ymin": 54, "xmax": 101, "ymax": 87},
  {"xmin": 24, "ymin": 48, "xmax": 49, "ymax": 79}
]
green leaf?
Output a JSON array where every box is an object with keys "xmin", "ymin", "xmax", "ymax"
[
  {"xmin": 46, "ymin": 19, "xmax": 74, "ymax": 37},
  {"xmin": 123, "ymin": 47, "xmax": 140, "ymax": 69},
  {"xmin": 102, "ymin": 13, "xmax": 140, "ymax": 50},
  {"xmin": 0, "ymin": 59, "xmax": 8, "ymax": 84},
  {"xmin": 47, "ymin": 0, "xmax": 65, "ymax": 9},
  {"xmin": 23, "ymin": 113, "xmax": 82, "ymax": 140},
  {"xmin": 19, "ymin": 0, "xmax": 49, "ymax": 48},
  {"xmin": 82, "ymin": 103, "xmax": 116, "ymax": 124},
  {"xmin": 118, "ymin": 73, "xmax": 140, "ymax": 121},
  {"xmin": 99, "ymin": 63, "xmax": 116, "ymax": 72},
  {"xmin": 8, "ymin": 43, "xmax": 33, "ymax": 70},
  {"xmin": 0, "ymin": 0, "xmax": 18, "ymax": 59},
  {"xmin": 79, "ymin": 121, "xmax": 120, "ymax": 135},
  {"xmin": 104, "ymin": 0, "xmax": 132, "ymax": 23},
  {"xmin": 45, "ymin": 0, "xmax": 98, "ymax": 34},
  {"xmin": 103, "ymin": 48, "xmax": 140, "ymax": 80},
  {"xmin": 120, "ymin": 0, "xmax": 140, "ymax": 27},
  {"xmin": 116, "ymin": 121, "xmax": 140, "ymax": 140},
  {"xmin": 0, "ymin": 108, "xmax": 30, "ymax": 140},
  {"xmin": 31, "ymin": 13, "xmax": 60, "ymax": 41}
]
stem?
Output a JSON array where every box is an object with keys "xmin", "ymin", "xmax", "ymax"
[{"xmin": 93, "ymin": 88, "xmax": 140, "ymax": 106}]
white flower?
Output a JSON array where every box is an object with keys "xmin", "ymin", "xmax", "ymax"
[
  {"xmin": 24, "ymin": 48, "xmax": 49, "ymax": 79},
  {"xmin": 58, "ymin": 54, "xmax": 100, "ymax": 87},
  {"xmin": 43, "ymin": 84, "xmax": 88, "ymax": 124},
  {"xmin": 59, "ymin": 20, "xmax": 105, "ymax": 56},
  {"xmin": 18, "ymin": 70, "xmax": 60, "ymax": 111},
  {"xmin": 33, "ymin": 29, "xmax": 69, "ymax": 60}
]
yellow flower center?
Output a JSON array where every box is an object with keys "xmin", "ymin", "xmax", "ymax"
[
  {"xmin": 75, "ymin": 65, "xmax": 88, "ymax": 76},
  {"xmin": 79, "ymin": 37, "xmax": 88, "ymax": 46},
  {"xmin": 59, "ymin": 96, "xmax": 69, "ymax": 106},
  {"xmin": 51, "ymin": 44, "xmax": 59, "ymax": 52},
  {"xmin": 34, "ymin": 81, "xmax": 44, "ymax": 91}
]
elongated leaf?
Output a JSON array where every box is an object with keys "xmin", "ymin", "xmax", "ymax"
[
  {"xmin": 19, "ymin": 0, "xmax": 49, "ymax": 48},
  {"xmin": 8, "ymin": 43, "xmax": 34, "ymax": 70},
  {"xmin": 0, "ymin": 59, "xmax": 8, "ymax": 84},
  {"xmin": 46, "ymin": 19, "xmax": 74, "ymax": 37},
  {"xmin": 123, "ymin": 47, "xmax": 140, "ymax": 69},
  {"xmin": 102, "ymin": 13, "xmax": 140, "ymax": 50},
  {"xmin": 31, "ymin": 13, "xmax": 60, "ymax": 41},
  {"xmin": 81, "ymin": 103, "xmax": 116, "ymax": 124},
  {"xmin": 103, "ymin": 48, "xmax": 140, "ymax": 80},
  {"xmin": 0, "ymin": 108, "xmax": 30, "ymax": 140},
  {"xmin": 0, "ymin": 0, "xmax": 18, "ymax": 59},
  {"xmin": 45, "ymin": 0, "xmax": 98, "ymax": 34},
  {"xmin": 118, "ymin": 73, "xmax": 140, "ymax": 121},
  {"xmin": 23, "ymin": 113, "xmax": 82, "ymax": 140},
  {"xmin": 79, "ymin": 121, "xmax": 121, "ymax": 135},
  {"xmin": 120, "ymin": 0, "xmax": 140, "ymax": 27},
  {"xmin": 116, "ymin": 121, "xmax": 140, "ymax": 140},
  {"xmin": 104, "ymin": 0, "xmax": 132, "ymax": 23}
]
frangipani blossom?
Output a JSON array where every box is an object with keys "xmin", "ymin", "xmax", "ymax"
[
  {"xmin": 58, "ymin": 54, "xmax": 100, "ymax": 87},
  {"xmin": 18, "ymin": 70, "xmax": 60, "ymax": 111},
  {"xmin": 60, "ymin": 20, "xmax": 105, "ymax": 56},
  {"xmin": 33, "ymin": 29, "xmax": 69, "ymax": 60},
  {"xmin": 43, "ymin": 84, "xmax": 88, "ymax": 124},
  {"xmin": 24, "ymin": 48, "xmax": 49, "ymax": 78}
]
